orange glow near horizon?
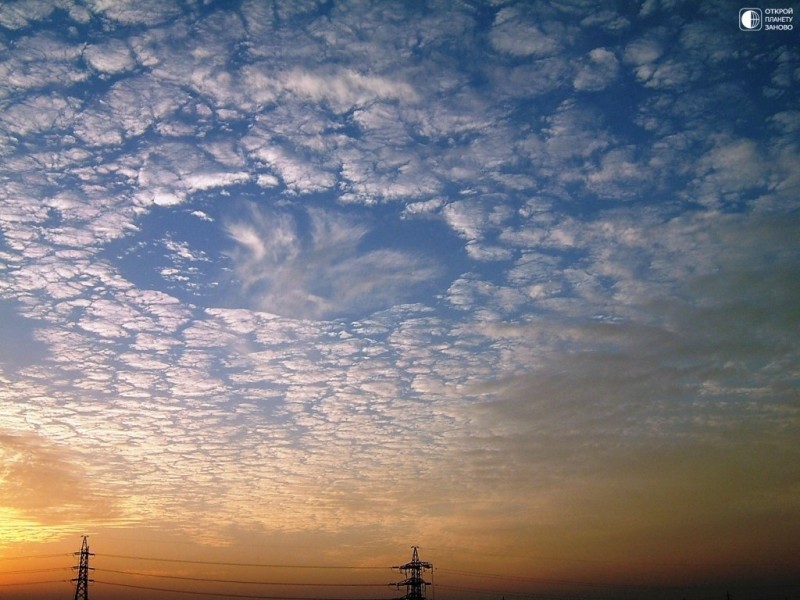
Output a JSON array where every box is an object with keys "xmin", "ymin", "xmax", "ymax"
[
  {"xmin": 1, "ymin": 423, "xmax": 799, "ymax": 598},
  {"xmin": 0, "ymin": 527, "xmax": 798, "ymax": 600},
  {"xmin": 1, "ymin": 0, "xmax": 799, "ymax": 599}
]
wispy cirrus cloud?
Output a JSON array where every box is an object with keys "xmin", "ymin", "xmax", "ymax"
[{"xmin": 225, "ymin": 205, "xmax": 441, "ymax": 319}]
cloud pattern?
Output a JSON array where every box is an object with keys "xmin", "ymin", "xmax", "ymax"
[{"xmin": 0, "ymin": 0, "xmax": 798, "ymax": 576}]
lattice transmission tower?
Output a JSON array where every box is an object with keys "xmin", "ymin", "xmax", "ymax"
[
  {"xmin": 391, "ymin": 546, "xmax": 433, "ymax": 600},
  {"xmin": 72, "ymin": 535, "xmax": 94, "ymax": 600}
]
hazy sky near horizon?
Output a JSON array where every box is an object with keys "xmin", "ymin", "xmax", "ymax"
[{"xmin": 0, "ymin": 0, "xmax": 799, "ymax": 598}]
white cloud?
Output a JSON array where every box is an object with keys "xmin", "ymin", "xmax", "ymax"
[
  {"xmin": 573, "ymin": 47, "xmax": 619, "ymax": 91},
  {"xmin": 95, "ymin": 75, "xmax": 187, "ymax": 138},
  {"xmin": 87, "ymin": 0, "xmax": 182, "ymax": 25},
  {"xmin": 0, "ymin": 93, "xmax": 80, "ymax": 136},
  {"xmin": 83, "ymin": 39, "xmax": 137, "ymax": 74},
  {"xmin": 191, "ymin": 210, "xmax": 214, "ymax": 222},
  {"xmin": 281, "ymin": 68, "xmax": 419, "ymax": 111},
  {"xmin": 490, "ymin": 6, "xmax": 563, "ymax": 57},
  {"xmin": 465, "ymin": 242, "xmax": 514, "ymax": 262},
  {"xmin": 769, "ymin": 110, "xmax": 800, "ymax": 134},
  {"xmin": 541, "ymin": 101, "xmax": 610, "ymax": 163},
  {"xmin": 131, "ymin": 142, "xmax": 251, "ymax": 207},
  {"xmin": 624, "ymin": 35, "xmax": 664, "ymax": 66},
  {"xmin": 580, "ymin": 9, "xmax": 630, "ymax": 31},
  {"xmin": 442, "ymin": 198, "xmax": 513, "ymax": 243},
  {"xmin": 225, "ymin": 205, "xmax": 440, "ymax": 320},
  {"xmin": 695, "ymin": 137, "xmax": 765, "ymax": 194},
  {"xmin": 0, "ymin": 0, "xmax": 797, "ymax": 556},
  {"xmin": 586, "ymin": 147, "xmax": 647, "ymax": 199},
  {"xmin": 0, "ymin": 0, "xmax": 55, "ymax": 29},
  {"xmin": 490, "ymin": 58, "xmax": 571, "ymax": 98},
  {"xmin": 247, "ymin": 142, "xmax": 337, "ymax": 194},
  {"xmin": 402, "ymin": 198, "xmax": 444, "ymax": 217},
  {"xmin": 0, "ymin": 33, "xmax": 88, "ymax": 96},
  {"xmin": 239, "ymin": 0, "xmax": 275, "ymax": 38}
]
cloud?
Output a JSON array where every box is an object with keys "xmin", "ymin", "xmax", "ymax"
[
  {"xmin": 0, "ymin": 32, "xmax": 88, "ymax": 97},
  {"xmin": 88, "ymin": 0, "xmax": 183, "ymax": 25},
  {"xmin": 83, "ymin": 39, "xmax": 138, "ymax": 74},
  {"xmin": 132, "ymin": 141, "xmax": 251, "ymax": 206},
  {"xmin": 73, "ymin": 75, "xmax": 189, "ymax": 145},
  {"xmin": 586, "ymin": 146, "xmax": 647, "ymax": 198},
  {"xmin": 442, "ymin": 197, "xmax": 514, "ymax": 243},
  {"xmin": 402, "ymin": 197, "xmax": 444, "ymax": 217},
  {"xmin": 225, "ymin": 205, "xmax": 441, "ymax": 319},
  {"xmin": 0, "ymin": 0, "xmax": 797, "ymax": 569},
  {"xmin": 281, "ymin": 68, "xmax": 419, "ymax": 111},
  {"xmin": 241, "ymin": 134, "xmax": 337, "ymax": 194},
  {"xmin": 490, "ymin": 5, "xmax": 565, "ymax": 57},
  {"xmin": 0, "ymin": 93, "xmax": 81, "ymax": 136},
  {"xmin": 541, "ymin": 100, "xmax": 611, "ymax": 163},
  {"xmin": 624, "ymin": 34, "xmax": 665, "ymax": 66},
  {"xmin": 580, "ymin": 8, "xmax": 630, "ymax": 31},
  {"xmin": 0, "ymin": 0, "xmax": 55, "ymax": 30},
  {"xmin": 693, "ymin": 136, "xmax": 767, "ymax": 201},
  {"xmin": 573, "ymin": 47, "xmax": 619, "ymax": 91},
  {"xmin": 490, "ymin": 58, "xmax": 572, "ymax": 98},
  {"xmin": 438, "ymin": 213, "xmax": 800, "ymax": 558},
  {"xmin": 0, "ymin": 431, "xmax": 121, "ymax": 524}
]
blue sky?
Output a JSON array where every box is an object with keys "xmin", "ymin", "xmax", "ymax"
[{"xmin": 0, "ymin": 1, "xmax": 798, "ymax": 598}]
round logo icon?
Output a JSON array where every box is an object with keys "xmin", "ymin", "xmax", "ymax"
[{"xmin": 740, "ymin": 8, "xmax": 762, "ymax": 30}]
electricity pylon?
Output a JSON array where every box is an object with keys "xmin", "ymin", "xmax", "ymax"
[
  {"xmin": 391, "ymin": 546, "xmax": 433, "ymax": 600},
  {"xmin": 72, "ymin": 535, "xmax": 94, "ymax": 600}
]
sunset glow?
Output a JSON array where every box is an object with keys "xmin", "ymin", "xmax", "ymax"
[{"xmin": 0, "ymin": 1, "xmax": 798, "ymax": 599}]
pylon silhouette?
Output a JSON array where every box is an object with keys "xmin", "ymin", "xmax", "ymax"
[
  {"xmin": 72, "ymin": 536, "xmax": 94, "ymax": 600},
  {"xmin": 391, "ymin": 546, "xmax": 433, "ymax": 600}
]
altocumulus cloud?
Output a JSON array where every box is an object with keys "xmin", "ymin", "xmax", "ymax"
[{"xmin": 0, "ymin": 0, "xmax": 797, "ymax": 586}]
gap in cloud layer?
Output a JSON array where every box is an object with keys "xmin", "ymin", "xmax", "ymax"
[
  {"xmin": 106, "ymin": 187, "xmax": 459, "ymax": 322},
  {"xmin": 223, "ymin": 200, "xmax": 452, "ymax": 321},
  {"xmin": 0, "ymin": 299, "xmax": 51, "ymax": 373},
  {"xmin": 104, "ymin": 192, "xmax": 232, "ymax": 307}
]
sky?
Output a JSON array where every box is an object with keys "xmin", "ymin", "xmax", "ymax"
[{"xmin": 0, "ymin": 0, "xmax": 798, "ymax": 599}]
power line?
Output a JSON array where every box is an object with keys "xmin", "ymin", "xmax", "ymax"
[
  {"xmin": 421, "ymin": 546, "xmax": 779, "ymax": 570},
  {"xmin": 96, "ymin": 568, "xmax": 392, "ymax": 586},
  {"xmin": 100, "ymin": 554, "xmax": 391, "ymax": 569},
  {"xmin": 0, "ymin": 567, "xmax": 70, "ymax": 575},
  {"xmin": 0, "ymin": 553, "xmax": 70, "ymax": 560},
  {"xmin": 434, "ymin": 584, "xmax": 584, "ymax": 599},
  {"xmin": 11, "ymin": 542, "xmax": 796, "ymax": 600},
  {"xmin": 437, "ymin": 569, "xmax": 800, "ymax": 593},
  {"xmin": 436, "ymin": 568, "xmax": 680, "ymax": 590},
  {"xmin": 437, "ymin": 582, "xmax": 627, "ymax": 596},
  {"xmin": 95, "ymin": 580, "xmax": 394, "ymax": 599},
  {"xmin": 0, "ymin": 579, "xmax": 69, "ymax": 587}
]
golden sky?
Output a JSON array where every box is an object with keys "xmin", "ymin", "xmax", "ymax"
[{"xmin": 1, "ymin": 1, "xmax": 799, "ymax": 599}]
